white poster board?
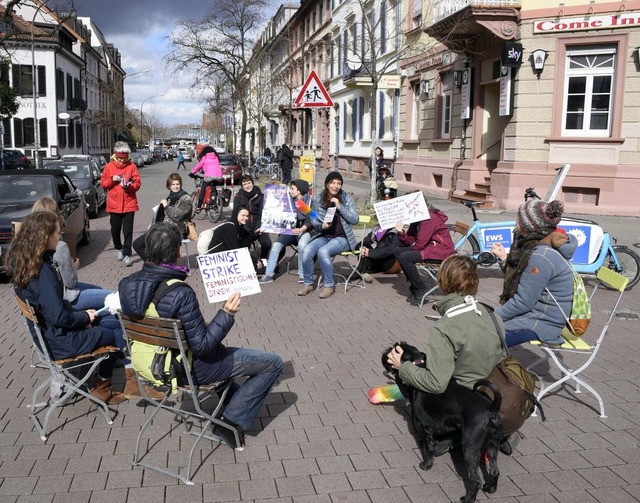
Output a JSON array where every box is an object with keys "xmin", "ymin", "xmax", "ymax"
[
  {"xmin": 197, "ymin": 247, "xmax": 260, "ymax": 303},
  {"xmin": 373, "ymin": 192, "xmax": 430, "ymax": 230},
  {"xmin": 261, "ymin": 184, "xmax": 297, "ymax": 235}
]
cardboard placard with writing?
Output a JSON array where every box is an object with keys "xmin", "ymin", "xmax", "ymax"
[
  {"xmin": 373, "ymin": 193, "xmax": 430, "ymax": 230},
  {"xmin": 197, "ymin": 247, "xmax": 261, "ymax": 303}
]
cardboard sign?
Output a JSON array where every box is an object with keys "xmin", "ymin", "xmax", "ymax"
[
  {"xmin": 323, "ymin": 207, "xmax": 336, "ymax": 224},
  {"xmin": 261, "ymin": 184, "xmax": 297, "ymax": 235},
  {"xmin": 197, "ymin": 247, "xmax": 260, "ymax": 303},
  {"xmin": 374, "ymin": 192, "xmax": 430, "ymax": 230}
]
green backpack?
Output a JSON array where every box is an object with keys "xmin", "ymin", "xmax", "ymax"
[
  {"xmin": 547, "ymin": 262, "xmax": 592, "ymax": 337},
  {"xmin": 128, "ymin": 279, "xmax": 192, "ymax": 394}
]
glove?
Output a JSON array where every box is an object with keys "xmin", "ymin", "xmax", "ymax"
[{"xmin": 188, "ymin": 172, "xmax": 196, "ymax": 179}]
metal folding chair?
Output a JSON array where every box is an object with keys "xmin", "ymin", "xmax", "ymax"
[
  {"xmin": 118, "ymin": 312, "xmax": 239, "ymax": 485},
  {"xmin": 527, "ymin": 267, "xmax": 628, "ymax": 418},
  {"xmin": 415, "ymin": 259, "xmax": 445, "ymax": 307},
  {"xmin": 15, "ymin": 293, "xmax": 119, "ymax": 441}
]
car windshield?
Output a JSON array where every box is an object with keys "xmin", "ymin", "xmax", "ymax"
[
  {"xmin": 0, "ymin": 175, "xmax": 53, "ymax": 204},
  {"xmin": 219, "ymin": 155, "xmax": 236, "ymax": 166},
  {"xmin": 46, "ymin": 163, "xmax": 90, "ymax": 180}
]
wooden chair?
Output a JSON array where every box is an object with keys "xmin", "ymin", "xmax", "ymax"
[
  {"xmin": 527, "ymin": 267, "xmax": 628, "ymax": 418},
  {"xmin": 118, "ymin": 312, "xmax": 239, "ymax": 485},
  {"xmin": 15, "ymin": 293, "xmax": 119, "ymax": 441}
]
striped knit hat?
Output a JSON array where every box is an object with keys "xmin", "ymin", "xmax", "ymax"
[{"xmin": 517, "ymin": 199, "xmax": 564, "ymax": 235}]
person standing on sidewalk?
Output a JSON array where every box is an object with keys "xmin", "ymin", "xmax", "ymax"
[
  {"xmin": 277, "ymin": 143, "xmax": 294, "ymax": 184},
  {"xmin": 101, "ymin": 141, "xmax": 141, "ymax": 267}
]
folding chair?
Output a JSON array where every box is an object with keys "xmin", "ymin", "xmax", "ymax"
[
  {"xmin": 415, "ymin": 259, "xmax": 445, "ymax": 307},
  {"xmin": 527, "ymin": 267, "xmax": 628, "ymax": 418},
  {"xmin": 119, "ymin": 312, "xmax": 239, "ymax": 485},
  {"xmin": 15, "ymin": 293, "xmax": 119, "ymax": 441},
  {"xmin": 317, "ymin": 215, "xmax": 372, "ymax": 293}
]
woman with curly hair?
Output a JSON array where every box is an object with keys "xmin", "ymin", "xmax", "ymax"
[{"xmin": 4, "ymin": 212, "xmax": 127, "ymax": 404}]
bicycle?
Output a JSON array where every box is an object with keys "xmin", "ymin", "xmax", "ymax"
[
  {"xmin": 250, "ymin": 156, "xmax": 270, "ymax": 179},
  {"xmin": 190, "ymin": 175, "xmax": 231, "ymax": 223},
  {"xmin": 448, "ymin": 192, "xmax": 640, "ymax": 291}
]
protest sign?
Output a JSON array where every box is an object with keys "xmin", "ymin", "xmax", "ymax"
[
  {"xmin": 197, "ymin": 247, "xmax": 261, "ymax": 303},
  {"xmin": 323, "ymin": 207, "xmax": 336, "ymax": 224},
  {"xmin": 373, "ymin": 192, "xmax": 430, "ymax": 230},
  {"xmin": 261, "ymin": 183, "xmax": 297, "ymax": 235}
]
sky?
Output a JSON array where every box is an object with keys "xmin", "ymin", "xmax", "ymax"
[{"xmin": 76, "ymin": 0, "xmax": 279, "ymax": 129}]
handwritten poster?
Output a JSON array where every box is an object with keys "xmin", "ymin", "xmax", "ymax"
[
  {"xmin": 261, "ymin": 184, "xmax": 297, "ymax": 235},
  {"xmin": 323, "ymin": 207, "xmax": 336, "ymax": 224},
  {"xmin": 373, "ymin": 192, "xmax": 430, "ymax": 230},
  {"xmin": 197, "ymin": 247, "xmax": 261, "ymax": 303}
]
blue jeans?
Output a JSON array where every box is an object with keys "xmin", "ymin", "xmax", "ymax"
[
  {"xmin": 219, "ymin": 348, "xmax": 283, "ymax": 430},
  {"xmin": 505, "ymin": 329, "xmax": 539, "ymax": 347},
  {"xmin": 70, "ymin": 283, "xmax": 114, "ymax": 311},
  {"xmin": 300, "ymin": 236, "xmax": 349, "ymax": 288},
  {"xmin": 93, "ymin": 312, "xmax": 128, "ymax": 378},
  {"xmin": 265, "ymin": 232, "xmax": 311, "ymax": 279}
]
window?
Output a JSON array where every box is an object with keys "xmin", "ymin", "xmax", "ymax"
[
  {"xmin": 410, "ymin": 82, "xmax": 420, "ymax": 139},
  {"xmin": 342, "ymin": 102, "xmax": 347, "ymax": 140},
  {"xmin": 440, "ymin": 74, "xmax": 453, "ymax": 139},
  {"xmin": 410, "ymin": 0, "xmax": 422, "ymax": 30},
  {"xmin": 351, "ymin": 98, "xmax": 357, "ymax": 140},
  {"xmin": 11, "ymin": 64, "xmax": 46, "ymax": 97},
  {"xmin": 358, "ymin": 96, "xmax": 364, "ymax": 139},
  {"xmin": 378, "ymin": 92, "xmax": 385, "ymax": 138},
  {"xmin": 562, "ymin": 46, "xmax": 615, "ymax": 137},
  {"xmin": 337, "ymin": 34, "xmax": 341, "ymax": 76},
  {"xmin": 23, "ymin": 118, "xmax": 34, "ymax": 146}
]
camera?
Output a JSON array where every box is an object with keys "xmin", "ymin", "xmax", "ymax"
[{"xmin": 475, "ymin": 251, "xmax": 499, "ymax": 267}]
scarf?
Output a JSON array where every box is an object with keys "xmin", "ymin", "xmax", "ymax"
[
  {"xmin": 167, "ymin": 188, "xmax": 189, "ymax": 205},
  {"xmin": 499, "ymin": 231, "xmax": 569, "ymax": 304}
]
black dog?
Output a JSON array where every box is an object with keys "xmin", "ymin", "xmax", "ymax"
[{"xmin": 382, "ymin": 342, "xmax": 503, "ymax": 503}]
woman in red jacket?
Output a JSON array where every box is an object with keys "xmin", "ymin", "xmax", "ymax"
[
  {"xmin": 394, "ymin": 205, "xmax": 455, "ymax": 306},
  {"xmin": 100, "ymin": 142, "xmax": 141, "ymax": 267}
]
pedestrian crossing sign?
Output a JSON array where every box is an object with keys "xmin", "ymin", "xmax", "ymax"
[{"xmin": 294, "ymin": 70, "xmax": 333, "ymax": 108}]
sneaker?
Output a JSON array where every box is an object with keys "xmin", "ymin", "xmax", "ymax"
[
  {"xmin": 409, "ymin": 286, "xmax": 430, "ymax": 306},
  {"xmin": 318, "ymin": 286, "xmax": 335, "ymax": 299},
  {"xmin": 362, "ymin": 273, "xmax": 373, "ymax": 284},
  {"xmin": 213, "ymin": 417, "xmax": 245, "ymax": 450},
  {"xmin": 258, "ymin": 275, "xmax": 274, "ymax": 284},
  {"xmin": 123, "ymin": 255, "xmax": 133, "ymax": 267},
  {"xmin": 116, "ymin": 250, "xmax": 124, "ymax": 261},
  {"xmin": 298, "ymin": 284, "xmax": 314, "ymax": 296}
]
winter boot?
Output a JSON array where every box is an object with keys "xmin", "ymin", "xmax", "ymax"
[
  {"xmin": 91, "ymin": 376, "xmax": 127, "ymax": 405},
  {"xmin": 124, "ymin": 368, "xmax": 166, "ymax": 401}
]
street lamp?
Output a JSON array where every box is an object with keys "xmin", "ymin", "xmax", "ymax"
[
  {"xmin": 124, "ymin": 69, "xmax": 150, "ymax": 80},
  {"xmin": 139, "ymin": 93, "xmax": 164, "ymax": 148}
]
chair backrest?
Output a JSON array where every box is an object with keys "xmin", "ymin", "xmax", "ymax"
[
  {"xmin": 355, "ymin": 215, "xmax": 372, "ymax": 245},
  {"xmin": 119, "ymin": 312, "xmax": 186, "ymax": 350},
  {"xmin": 14, "ymin": 292, "xmax": 51, "ymax": 363},
  {"xmin": 591, "ymin": 267, "xmax": 627, "ymax": 347}
]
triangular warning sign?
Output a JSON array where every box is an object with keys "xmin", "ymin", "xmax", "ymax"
[{"xmin": 294, "ymin": 70, "xmax": 333, "ymax": 108}]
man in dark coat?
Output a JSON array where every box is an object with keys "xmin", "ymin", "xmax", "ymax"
[{"xmin": 277, "ymin": 143, "xmax": 294, "ymax": 184}]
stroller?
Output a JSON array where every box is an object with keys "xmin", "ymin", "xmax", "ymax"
[{"xmin": 376, "ymin": 167, "xmax": 398, "ymax": 199}]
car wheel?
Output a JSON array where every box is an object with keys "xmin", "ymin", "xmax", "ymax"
[{"xmin": 79, "ymin": 213, "xmax": 91, "ymax": 245}]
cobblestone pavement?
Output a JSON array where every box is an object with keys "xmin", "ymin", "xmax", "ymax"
[{"xmin": 1, "ymin": 161, "xmax": 639, "ymax": 502}]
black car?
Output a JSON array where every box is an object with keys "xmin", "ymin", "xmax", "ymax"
[
  {"xmin": 43, "ymin": 160, "xmax": 106, "ymax": 218},
  {"xmin": 1, "ymin": 149, "xmax": 31, "ymax": 170},
  {"xmin": 0, "ymin": 169, "xmax": 90, "ymax": 263}
]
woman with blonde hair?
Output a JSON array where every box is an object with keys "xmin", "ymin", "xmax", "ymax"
[
  {"xmin": 4, "ymin": 212, "xmax": 126, "ymax": 404},
  {"xmin": 31, "ymin": 197, "xmax": 113, "ymax": 310}
]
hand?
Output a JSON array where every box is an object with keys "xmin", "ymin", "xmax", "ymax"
[
  {"xmin": 387, "ymin": 345, "xmax": 404, "ymax": 370},
  {"xmin": 85, "ymin": 309, "xmax": 98, "ymax": 323},
  {"xmin": 112, "ymin": 175, "xmax": 121, "ymax": 183},
  {"xmin": 160, "ymin": 199, "xmax": 168, "ymax": 207},
  {"xmin": 292, "ymin": 228, "xmax": 301, "ymax": 235},
  {"xmin": 361, "ymin": 247, "xmax": 369, "ymax": 257},
  {"xmin": 72, "ymin": 257, "xmax": 80, "ymax": 270},
  {"xmin": 396, "ymin": 221, "xmax": 405, "ymax": 233},
  {"xmin": 188, "ymin": 172, "xmax": 196, "ymax": 178},
  {"xmin": 223, "ymin": 292, "xmax": 241, "ymax": 316},
  {"xmin": 491, "ymin": 243, "xmax": 507, "ymax": 261},
  {"xmin": 330, "ymin": 197, "xmax": 340, "ymax": 207},
  {"xmin": 321, "ymin": 222, "xmax": 330, "ymax": 231}
]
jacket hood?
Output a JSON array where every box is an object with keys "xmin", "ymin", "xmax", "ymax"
[
  {"xmin": 539, "ymin": 231, "xmax": 577, "ymax": 260},
  {"xmin": 430, "ymin": 208, "xmax": 449, "ymax": 225},
  {"xmin": 119, "ymin": 264, "xmax": 186, "ymax": 316}
]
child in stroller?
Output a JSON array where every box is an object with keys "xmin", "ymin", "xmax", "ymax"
[{"xmin": 376, "ymin": 167, "xmax": 398, "ymax": 199}]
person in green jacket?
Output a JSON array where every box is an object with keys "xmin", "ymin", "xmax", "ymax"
[{"xmin": 387, "ymin": 255, "xmax": 507, "ymax": 452}]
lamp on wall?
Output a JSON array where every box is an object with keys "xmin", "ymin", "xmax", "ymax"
[
  {"xmin": 452, "ymin": 70, "xmax": 462, "ymax": 89},
  {"xmin": 531, "ymin": 49, "xmax": 548, "ymax": 78},
  {"xmin": 420, "ymin": 79, "xmax": 431, "ymax": 99}
]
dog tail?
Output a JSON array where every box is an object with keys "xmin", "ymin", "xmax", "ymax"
[{"xmin": 474, "ymin": 379, "xmax": 502, "ymax": 413}]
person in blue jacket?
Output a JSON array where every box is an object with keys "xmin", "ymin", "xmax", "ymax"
[
  {"xmin": 118, "ymin": 221, "xmax": 283, "ymax": 449},
  {"xmin": 5, "ymin": 212, "xmax": 127, "ymax": 404}
]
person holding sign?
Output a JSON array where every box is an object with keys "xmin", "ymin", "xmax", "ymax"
[
  {"xmin": 119, "ymin": 222, "xmax": 283, "ymax": 449},
  {"xmin": 231, "ymin": 175, "xmax": 272, "ymax": 262},
  {"xmin": 259, "ymin": 179, "xmax": 314, "ymax": 284},
  {"xmin": 298, "ymin": 172, "xmax": 359, "ymax": 299},
  {"xmin": 394, "ymin": 205, "xmax": 455, "ymax": 306}
]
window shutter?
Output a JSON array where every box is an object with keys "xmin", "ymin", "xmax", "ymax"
[
  {"xmin": 13, "ymin": 118, "xmax": 23, "ymax": 147},
  {"xmin": 39, "ymin": 118, "xmax": 48, "ymax": 147},
  {"xmin": 38, "ymin": 66, "xmax": 46, "ymax": 97}
]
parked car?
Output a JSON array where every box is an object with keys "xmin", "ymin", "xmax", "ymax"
[
  {"xmin": 218, "ymin": 154, "xmax": 243, "ymax": 182},
  {"xmin": 43, "ymin": 160, "xmax": 106, "ymax": 218},
  {"xmin": 130, "ymin": 152, "xmax": 145, "ymax": 168},
  {"xmin": 141, "ymin": 151, "xmax": 152, "ymax": 165},
  {"xmin": 1, "ymin": 149, "xmax": 31, "ymax": 170},
  {"xmin": 177, "ymin": 147, "xmax": 192, "ymax": 162},
  {"xmin": 0, "ymin": 170, "xmax": 90, "ymax": 264},
  {"xmin": 91, "ymin": 155, "xmax": 108, "ymax": 169},
  {"xmin": 152, "ymin": 147, "xmax": 164, "ymax": 161}
]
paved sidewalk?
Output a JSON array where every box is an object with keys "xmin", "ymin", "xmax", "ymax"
[{"xmin": 1, "ymin": 161, "xmax": 639, "ymax": 502}]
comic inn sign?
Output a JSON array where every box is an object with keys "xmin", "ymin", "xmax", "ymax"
[{"xmin": 534, "ymin": 13, "xmax": 640, "ymax": 33}]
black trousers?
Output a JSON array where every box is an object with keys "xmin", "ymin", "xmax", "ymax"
[
  {"xmin": 110, "ymin": 212, "xmax": 135, "ymax": 257},
  {"xmin": 394, "ymin": 248, "xmax": 425, "ymax": 289}
]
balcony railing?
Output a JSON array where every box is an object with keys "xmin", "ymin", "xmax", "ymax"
[{"xmin": 433, "ymin": 0, "xmax": 521, "ymax": 24}]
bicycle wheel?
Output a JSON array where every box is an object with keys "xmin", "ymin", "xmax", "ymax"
[
  {"xmin": 207, "ymin": 192, "xmax": 223, "ymax": 223},
  {"xmin": 601, "ymin": 246, "xmax": 640, "ymax": 291},
  {"xmin": 191, "ymin": 190, "xmax": 200, "ymax": 213},
  {"xmin": 447, "ymin": 223, "xmax": 480, "ymax": 258}
]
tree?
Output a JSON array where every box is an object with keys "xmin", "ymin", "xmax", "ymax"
[
  {"xmin": 0, "ymin": 58, "xmax": 19, "ymax": 119},
  {"xmin": 165, "ymin": 0, "xmax": 267, "ymax": 156}
]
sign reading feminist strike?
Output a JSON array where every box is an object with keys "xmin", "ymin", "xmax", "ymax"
[
  {"xmin": 373, "ymin": 192, "xmax": 430, "ymax": 230},
  {"xmin": 197, "ymin": 247, "xmax": 261, "ymax": 303}
]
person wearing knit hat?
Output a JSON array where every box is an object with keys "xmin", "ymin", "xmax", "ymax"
[
  {"xmin": 259, "ymin": 179, "xmax": 314, "ymax": 284},
  {"xmin": 491, "ymin": 198, "xmax": 577, "ymax": 348},
  {"xmin": 297, "ymin": 171, "xmax": 359, "ymax": 299},
  {"xmin": 101, "ymin": 141, "xmax": 141, "ymax": 267}
]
